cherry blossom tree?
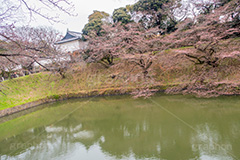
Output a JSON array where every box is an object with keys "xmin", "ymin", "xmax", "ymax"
[
  {"xmin": 0, "ymin": 0, "xmax": 75, "ymax": 79},
  {"xmin": 80, "ymin": 22, "xmax": 163, "ymax": 97},
  {"xmin": 0, "ymin": 26, "xmax": 70, "ymax": 79},
  {"xmin": 185, "ymin": 41, "xmax": 219, "ymax": 68},
  {"xmin": 81, "ymin": 22, "xmax": 160, "ymax": 69}
]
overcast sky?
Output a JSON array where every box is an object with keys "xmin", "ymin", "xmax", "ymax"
[{"xmin": 28, "ymin": 0, "xmax": 136, "ymax": 34}]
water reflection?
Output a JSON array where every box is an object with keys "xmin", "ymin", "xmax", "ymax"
[
  {"xmin": 191, "ymin": 123, "xmax": 234, "ymax": 160},
  {"xmin": 0, "ymin": 95, "xmax": 240, "ymax": 160}
]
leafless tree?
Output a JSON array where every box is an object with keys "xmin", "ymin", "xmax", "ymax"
[
  {"xmin": 0, "ymin": 0, "xmax": 75, "ymax": 26},
  {"xmin": 0, "ymin": 0, "xmax": 75, "ymax": 79},
  {"xmin": 0, "ymin": 26, "xmax": 70, "ymax": 79}
]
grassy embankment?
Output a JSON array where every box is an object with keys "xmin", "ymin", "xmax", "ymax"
[
  {"xmin": 0, "ymin": 38, "xmax": 240, "ymax": 111},
  {"xmin": 0, "ymin": 47, "xmax": 192, "ymax": 110}
]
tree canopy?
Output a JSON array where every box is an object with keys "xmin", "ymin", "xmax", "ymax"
[
  {"xmin": 88, "ymin": 10, "xmax": 110, "ymax": 22},
  {"xmin": 82, "ymin": 10, "xmax": 110, "ymax": 36},
  {"xmin": 112, "ymin": 7, "xmax": 132, "ymax": 24},
  {"xmin": 132, "ymin": 0, "xmax": 169, "ymax": 12},
  {"xmin": 131, "ymin": 0, "xmax": 181, "ymax": 32}
]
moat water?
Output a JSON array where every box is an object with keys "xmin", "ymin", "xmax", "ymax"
[{"xmin": 0, "ymin": 94, "xmax": 240, "ymax": 160}]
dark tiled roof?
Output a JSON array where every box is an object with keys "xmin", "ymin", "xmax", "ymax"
[{"xmin": 56, "ymin": 30, "xmax": 82, "ymax": 44}]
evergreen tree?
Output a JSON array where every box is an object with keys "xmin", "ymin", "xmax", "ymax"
[
  {"xmin": 112, "ymin": 7, "xmax": 132, "ymax": 24},
  {"xmin": 82, "ymin": 11, "xmax": 110, "ymax": 36}
]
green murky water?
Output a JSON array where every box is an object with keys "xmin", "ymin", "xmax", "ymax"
[{"xmin": 0, "ymin": 94, "xmax": 240, "ymax": 160}]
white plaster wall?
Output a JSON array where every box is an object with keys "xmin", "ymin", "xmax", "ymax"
[{"xmin": 59, "ymin": 40, "xmax": 88, "ymax": 53}]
